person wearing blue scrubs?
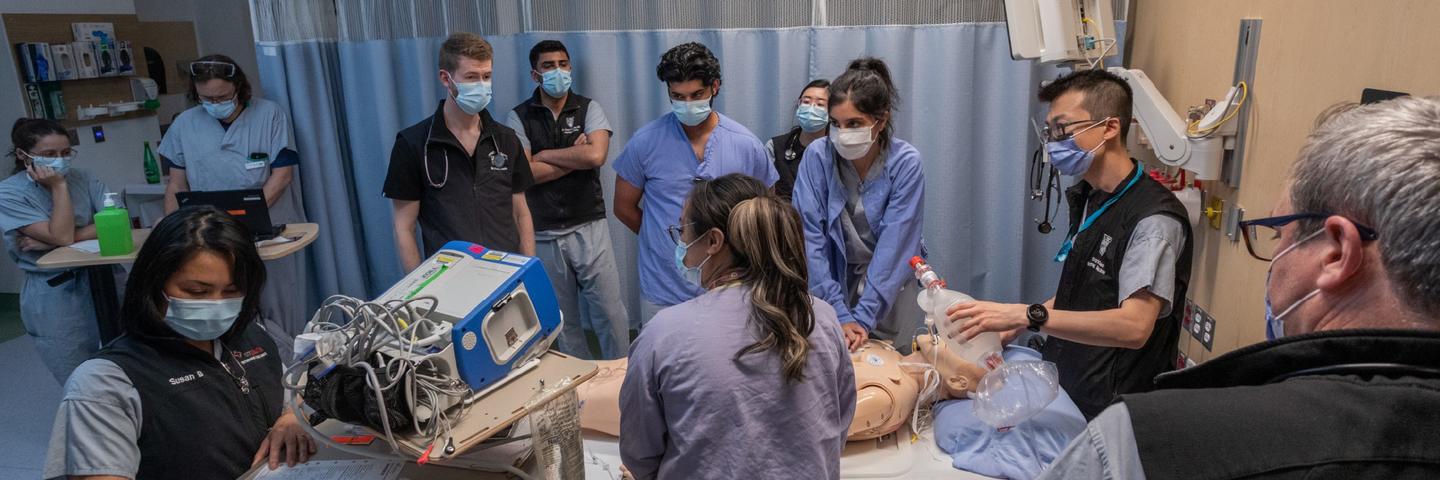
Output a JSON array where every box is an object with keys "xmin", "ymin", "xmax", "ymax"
[
  {"xmin": 0, "ymin": 118, "xmax": 124, "ymax": 384},
  {"xmin": 793, "ymin": 57, "xmax": 925, "ymax": 352},
  {"xmin": 158, "ymin": 54, "xmax": 307, "ymax": 360},
  {"xmin": 612, "ymin": 42, "xmax": 778, "ymax": 328}
]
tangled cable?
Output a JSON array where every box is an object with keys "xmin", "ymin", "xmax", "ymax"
[{"xmin": 282, "ymin": 294, "xmax": 473, "ymax": 457}]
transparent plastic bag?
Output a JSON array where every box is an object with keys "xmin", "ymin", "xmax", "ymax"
[{"xmin": 971, "ymin": 360, "xmax": 1060, "ymax": 430}]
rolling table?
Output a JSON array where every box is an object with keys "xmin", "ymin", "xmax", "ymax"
[{"xmin": 35, "ymin": 223, "xmax": 319, "ymax": 344}]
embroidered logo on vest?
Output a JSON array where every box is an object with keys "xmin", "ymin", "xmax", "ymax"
[{"xmin": 489, "ymin": 150, "xmax": 509, "ymax": 171}]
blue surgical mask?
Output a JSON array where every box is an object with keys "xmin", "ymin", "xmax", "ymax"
[
  {"xmin": 203, "ymin": 99, "xmax": 237, "ymax": 120},
  {"xmin": 672, "ymin": 98, "xmax": 713, "ymax": 127},
  {"xmin": 541, "ymin": 68, "xmax": 572, "ymax": 98},
  {"xmin": 164, "ymin": 295, "xmax": 245, "ymax": 341},
  {"xmin": 448, "ymin": 73, "xmax": 493, "ymax": 115},
  {"xmin": 1263, "ymin": 229, "xmax": 1324, "ymax": 340},
  {"xmin": 26, "ymin": 151, "xmax": 74, "ymax": 175},
  {"xmin": 795, "ymin": 104, "xmax": 829, "ymax": 132},
  {"xmin": 673, "ymin": 235, "xmax": 711, "ymax": 289},
  {"xmin": 1045, "ymin": 120, "xmax": 1107, "ymax": 176}
]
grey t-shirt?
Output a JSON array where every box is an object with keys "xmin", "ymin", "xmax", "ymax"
[
  {"xmin": 44, "ymin": 358, "xmax": 143, "ymax": 479},
  {"xmin": 502, "ymin": 100, "xmax": 612, "ymax": 154},
  {"xmin": 1118, "ymin": 214, "xmax": 1186, "ymax": 317},
  {"xmin": 1036, "ymin": 403, "xmax": 1146, "ymax": 480}
]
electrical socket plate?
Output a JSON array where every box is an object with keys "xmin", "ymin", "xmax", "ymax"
[{"xmin": 1184, "ymin": 298, "xmax": 1216, "ymax": 351}]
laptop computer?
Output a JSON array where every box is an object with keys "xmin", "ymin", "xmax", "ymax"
[{"xmin": 174, "ymin": 189, "xmax": 284, "ymax": 240}]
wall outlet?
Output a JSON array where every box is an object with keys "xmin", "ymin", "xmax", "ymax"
[{"xmin": 1185, "ymin": 298, "xmax": 1217, "ymax": 351}]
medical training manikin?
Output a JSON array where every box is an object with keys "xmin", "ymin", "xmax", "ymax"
[{"xmin": 575, "ymin": 337, "xmax": 987, "ymax": 441}]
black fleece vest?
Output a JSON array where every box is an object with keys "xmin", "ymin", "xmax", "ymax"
[
  {"xmin": 513, "ymin": 90, "xmax": 603, "ymax": 231},
  {"xmin": 1041, "ymin": 162, "xmax": 1193, "ymax": 419},
  {"xmin": 770, "ymin": 126, "xmax": 805, "ymax": 201},
  {"xmin": 98, "ymin": 323, "xmax": 283, "ymax": 480},
  {"xmin": 1123, "ymin": 329, "xmax": 1440, "ymax": 480}
]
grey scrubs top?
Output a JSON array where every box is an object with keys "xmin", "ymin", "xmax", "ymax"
[
  {"xmin": 836, "ymin": 152, "xmax": 885, "ymax": 307},
  {"xmin": 0, "ymin": 168, "xmax": 108, "ymax": 272},
  {"xmin": 157, "ymin": 97, "xmax": 303, "ymax": 224}
]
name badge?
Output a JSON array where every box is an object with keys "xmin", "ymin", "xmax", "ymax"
[{"xmin": 246, "ymin": 152, "xmax": 268, "ymax": 170}]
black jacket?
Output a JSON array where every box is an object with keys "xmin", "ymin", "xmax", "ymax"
[{"xmin": 1124, "ymin": 329, "xmax": 1440, "ymax": 480}]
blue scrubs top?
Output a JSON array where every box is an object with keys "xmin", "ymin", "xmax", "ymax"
[
  {"xmin": 612, "ymin": 112, "xmax": 778, "ymax": 307},
  {"xmin": 792, "ymin": 137, "xmax": 925, "ymax": 332}
]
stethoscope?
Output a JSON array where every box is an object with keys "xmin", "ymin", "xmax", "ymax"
[
  {"xmin": 422, "ymin": 114, "xmax": 449, "ymax": 189},
  {"xmin": 783, "ymin": 131, "xmax": 802, "ymax": 162},
  {"xmin": 1028, "ymin": 147, "xmax": 1060, "ymax": 234},
  {"xmin": 1028, "ymin": 119, "xmax": 1060, "ymax": 234}
]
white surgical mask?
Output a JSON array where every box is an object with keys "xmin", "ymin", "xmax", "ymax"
[
  {"xmin": 1263, "ymin": 228, "xmax": 1325, "ymax": 340},
  {"xmin": 830, "ymin": 124, "xmax": 876, "ymax": 160}
]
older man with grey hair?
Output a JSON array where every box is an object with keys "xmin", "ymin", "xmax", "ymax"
[{"xmin": 1037, "ymin": 96, "xmax": 1440, "ymax": 480}]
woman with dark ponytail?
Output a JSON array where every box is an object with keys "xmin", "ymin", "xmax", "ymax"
[
  {"xmin": 619, "ymin": 173, "xmax": 855, "ymax": 479},
  {"xmin": 792, "ymin": 57, "xmax": 927, "ymax": 353},
  {"xmin": 0, "ymin": 117, "xmax": 123, "ymax": 384}
]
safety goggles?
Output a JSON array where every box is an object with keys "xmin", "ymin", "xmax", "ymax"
[
  {"xmin": 1238, "ymin": 213, "xmax": 1378, "ymax": 261},
  {"xmin": 189, "ymin": 61, "xmax": 236, "ymax": 78}
]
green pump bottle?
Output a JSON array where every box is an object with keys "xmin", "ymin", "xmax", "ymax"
[{"xmin": 94, "ymin": 193, "xmax": 134, "ymax": 256}]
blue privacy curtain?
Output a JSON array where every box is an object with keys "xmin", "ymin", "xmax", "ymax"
[{"xmin": 255, "ymin": 15, "xmax": 1124, "ymax": 323}]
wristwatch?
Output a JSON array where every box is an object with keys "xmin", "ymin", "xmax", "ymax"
[{"xmin": 1026, "ymin": 304, "xmax": 1049, "ymax": 332}]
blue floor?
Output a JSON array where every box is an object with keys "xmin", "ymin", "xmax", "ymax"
[{"xmin": 0, "ymin": 335, "xmax": 64, "ymax": 478}]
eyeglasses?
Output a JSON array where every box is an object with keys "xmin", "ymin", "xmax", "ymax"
[
  {"xmin": 189, "ymin": 61, "xmax": 236, "ymax": 78},
  {"xmin": 667, "ymin": 222, "xmax": 694, "ymax": 245},
  {"xmin": 1238, "ymin": 213, "xmax": 1379, "ymax": 261},
  {"xmin": 197, "ymin": 91, "xmax": 238, "ymax": 104},
  {"xmin": 21, "ymin": 147, "xmax": 78, "ymax": 161},
  {"xmin": 1041, "ymin": 118, "xmax": 1108, "ymax": 142}
]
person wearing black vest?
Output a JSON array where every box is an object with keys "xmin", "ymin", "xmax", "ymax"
[
  {"xmin": 946, "ymin": 69, "xmax": 1192, "ymax": 419},
  {"xmin": 1039, "ymin": 96, "xmax": 1440, "ymax": 479},
  {"xmin": 766, "ymin": 79, "xmax": 830, "ymax": 201},
  {"xmin": 44, "ymin": 206, "xmax": 313, "ymax": 480},
  {"xmin": 502, "ymin": 40, "xmax": 630, "ymax": 360}
]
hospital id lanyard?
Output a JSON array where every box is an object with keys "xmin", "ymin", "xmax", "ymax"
[{"xmin": 1053, "ymin": 163, "xmax": 1144, "ymax": 263}]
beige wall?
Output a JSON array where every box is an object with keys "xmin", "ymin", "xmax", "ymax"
[{"xmin": 1129, "ymin": 0, "xmax": 1440, "ymax": 361}]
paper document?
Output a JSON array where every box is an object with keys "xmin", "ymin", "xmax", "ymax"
[
  {"xmin": 256, "ymin": 235, "xmax": 297, "ymax": 248},
  {"xmin": 69, "ymin": 240, "xmax": 101, "ymax": 254},
  {"xmin": 250, "ymin": 459, "xmax": 403, "ymax": 480}
]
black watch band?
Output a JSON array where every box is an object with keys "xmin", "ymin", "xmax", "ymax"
[{"xmin": 1026, "ymin": 304, "xmax": 1049, "ymax": 332}]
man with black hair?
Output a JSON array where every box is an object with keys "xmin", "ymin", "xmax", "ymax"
[
  {"xmin": 1040, "ymin": 95, "xmax": 1440, "ymax": 480},
  {"xmin": 947, "ymin": 69, "xmax": 1192, "ymax": 419},
  {"xmin": 612, "ymin": 42, "xmax": 778, "ymax": 327},
  {"xmin": 502, "ymin": 40, "xmax": 629, "ymax": 359}
]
